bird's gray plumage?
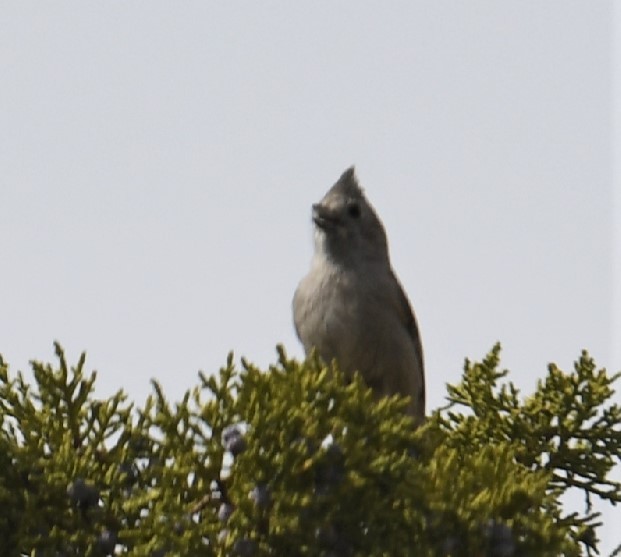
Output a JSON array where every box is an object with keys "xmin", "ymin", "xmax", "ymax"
[{"xmin": 293, "ymin": 167, "xmax": 425, "ymax": 422}]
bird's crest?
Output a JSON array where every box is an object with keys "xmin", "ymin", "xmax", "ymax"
[{"xmin": 331, "ymin": 166, "xmax": 364, "ymax": 198}]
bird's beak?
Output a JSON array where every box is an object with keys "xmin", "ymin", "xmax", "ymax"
[{"xmin": 312, "ymin": 203, "xmax": 339, "ymax": 231}]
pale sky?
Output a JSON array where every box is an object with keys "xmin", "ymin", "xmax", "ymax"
[{"xmin": 1, "ymin": 2, "xmax": 618, "ymax": 553}]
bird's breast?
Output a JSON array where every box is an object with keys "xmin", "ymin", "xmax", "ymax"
[{"xmin": 294, "ymin": 264, "xmax": 377, "ymax": 370}]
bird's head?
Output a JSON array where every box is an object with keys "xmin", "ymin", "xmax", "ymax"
[{"xmin": 312, "ymin": 167, "xmax": 389, "ymax": 266}]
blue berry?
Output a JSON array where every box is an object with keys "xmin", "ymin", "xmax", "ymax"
[
  {"xmin": 232, "ymin": 538, "xmax": 258, "ymax": 556},
  {"xmin": 67, "ymin": 478, "xmax": 100, "ymax": 510},
  {"xmin": 218, "ymin": 502, "xmax": 234, "ymax": 523},
  {"xmin": 222, "ymin": 425, "xmax": 247, "ymax": 456},
  {"xmin": 249, "ymin": 484, "xmax": 271, "ymax": 510},
  {"xmin": 96, "ymin": 529, "xmax": 117, "ymax": 555},
  {"xmin": 483, "ymin": 520, "xmax": 516, "ymax": 557}
]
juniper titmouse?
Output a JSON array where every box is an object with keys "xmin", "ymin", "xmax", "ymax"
[{"xmin": 293, "ymin": 167, "xmax": 425, "ymax": 422}]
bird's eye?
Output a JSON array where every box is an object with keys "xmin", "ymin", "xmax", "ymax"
[{"xmin": 347, "ymin": 202, "xmax": 361, "ymax": 219}]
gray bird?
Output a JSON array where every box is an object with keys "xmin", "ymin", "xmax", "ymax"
[{"xmin": 293, "ymin": 167, "xmax": 425, "ymax": 423}]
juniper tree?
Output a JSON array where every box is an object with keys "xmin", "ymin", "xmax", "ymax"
[{"xmin": 0, "ymin": 343, "xmax": 619, "ymax": 556}]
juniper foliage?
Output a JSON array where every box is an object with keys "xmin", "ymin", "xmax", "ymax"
[{"xmin": 0, "ymin": 343, "xmax": 619, "ymax": 556}]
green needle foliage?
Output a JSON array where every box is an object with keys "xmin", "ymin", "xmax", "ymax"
[{"xmin": 0, "ymin": 342, "xmax": 619, "ymax": 557}]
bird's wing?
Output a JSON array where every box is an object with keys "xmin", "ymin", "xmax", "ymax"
[{"xmin": 389, "ymin": 270, "xmax": 426, "ymax": 412}]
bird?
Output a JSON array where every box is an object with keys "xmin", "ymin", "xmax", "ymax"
[{"xmin": 292, "ymin": 167, "xmax": 425, "ymax": 423}]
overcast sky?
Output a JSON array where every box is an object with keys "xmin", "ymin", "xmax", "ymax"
[{"xmin": 1, "ymin": 2, "xmax": 618, "ymax": 552}]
